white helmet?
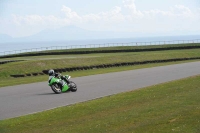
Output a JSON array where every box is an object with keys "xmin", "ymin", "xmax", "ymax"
[{"xmin": 48, "ymin": 69, "xmax": 54, "ymax": 76}]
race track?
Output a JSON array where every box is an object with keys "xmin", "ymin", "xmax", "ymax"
[{"xmin": 1, "ymin": 61, "xmax": 200, "ymax": 120}]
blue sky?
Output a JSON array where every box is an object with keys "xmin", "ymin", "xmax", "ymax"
[{"xmin": 0, "ymin": 0, "xmax": 200, "ymax": 37}]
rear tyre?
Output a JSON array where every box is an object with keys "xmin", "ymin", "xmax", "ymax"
[
  {"xmin": 51, "ymin": 84, "xmax": 62, "ymax": 94},
  {"xmin": 69, "ymin": 81, "xmax": 77, "ymax": 92}
]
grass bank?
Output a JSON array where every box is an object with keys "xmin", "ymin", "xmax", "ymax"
[
  {"xmin": 1, "ymin": 49, "xmax": 200, "ymax": 78},
  {"xmin": 1, "ymin": 49, "xmax": 200, "ymax": 87},
  {"xmin": 0, "ymin": 75, "xmax": 199, "ymax": 133}
]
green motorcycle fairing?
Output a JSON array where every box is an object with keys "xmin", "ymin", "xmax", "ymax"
[{"xmin": 48, "ymin": 76, "xmax": 69, "ymax": 92}]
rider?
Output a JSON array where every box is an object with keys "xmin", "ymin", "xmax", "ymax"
[{"xmin": 48, "ymin": 69, "xmax": 71, "ymax": 85}]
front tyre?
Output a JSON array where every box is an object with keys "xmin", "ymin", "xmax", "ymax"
[
  {"xmin": 51, "ymin": 84, "xmax": 62, "ymax": 94},
  {"xmin": 69, "ymin": 81, "xmax": 77, "ymax": 92}
]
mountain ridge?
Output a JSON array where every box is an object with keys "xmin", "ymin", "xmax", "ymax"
[{"xmin": 0, "ymin": 26, "xmax": 200, "ymax": 43}]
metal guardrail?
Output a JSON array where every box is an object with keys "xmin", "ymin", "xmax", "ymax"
[{"xmin": 0, "ymin": 39, "xmax": 200, "ymax": 56}]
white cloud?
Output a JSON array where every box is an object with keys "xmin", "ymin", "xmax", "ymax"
[
  {"xmin": 123, "ymin": 2, "xmax": 196, "ymax": 19},
  {"xmin": 170, "ymin": 5, "xmax": 194, "ymax": 18},
  {"xmin": 123, "ymin": 0, "xmax": 144, "ymax": 18},
  {"xmin": 10, "ymin": 4, "xmax": 124, "ymax": 27},
  {"xmin": 61, "ymin": 6, "xmax": 124, "ymax": 23},
  {"xmin": 123, "ymin": 0, "xmax": 136, "ymax": 11},
  {"xmin": 6, "ymin": 0, "xmax": 200, "ymax": 37},
  {"xmin": 61, "ymin": 5, "xmax": 82, "ymax": 21},
  {"xmin": 11, "ymin": 14, "xmax": 71, "ymax": 27},
  {"xmin": 11, "ymin": 3, "xmax": 198, "ymax": 26},
  {"xmin": 82, "ymin": 14, "xmax": 101, "ymax": 22},
  {"xmin": 97, "ymin": 6, "xmax": 124, "ymax": 22}
]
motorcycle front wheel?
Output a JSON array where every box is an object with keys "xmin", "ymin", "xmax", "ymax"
[{"xmin": 51, "ymin": 84, "xmax": 62, "ymax": 94}]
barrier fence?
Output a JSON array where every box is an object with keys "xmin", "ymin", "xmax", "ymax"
[{"xmin": 0, "ymin": 39, "xmax": 200, "ymax": 56}]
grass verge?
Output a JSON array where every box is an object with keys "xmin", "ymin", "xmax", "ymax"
[{"xmin": 0, "ymin": 75, "xmax": 200, "ymax": 133}]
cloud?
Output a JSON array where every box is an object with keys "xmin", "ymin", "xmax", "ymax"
[
  {"xmin": 123, "ymin": 1, "xmax": 195, "ymax": 19},
  {"xmin": 7, "ymin": 0, "xmax": 200, "ymax": 36},
  {"xmin": 11, "ymin": 2, "xmax": 198, "ymax": 25},
  {"xmin": 61, "ymin": 5, "xmax": 124, "ymax": 23},
  {"xmin": 61, "ymin": 5, "xmax": 81, "ymax": 21},
  {"xmin": 123, "ymin": 0, "xmax": 143, "ymax": 18},
  {"xmin": 11, "ymin": 14, "xmax": 71, "ymax": 27},
  {"xmin": 97, "ymin": 6, "xmax": 124, "ymax": 22},
  {"xmin": 169, "ymin": 5, "xmax": 194, "ymax": 18},
  {"xmin": 123, "ymin": 0, "xmax": 136, "ymax": 11}
]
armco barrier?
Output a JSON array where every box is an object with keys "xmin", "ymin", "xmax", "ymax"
[
  {"xmin": 1, "ymin": 39, "xmax": 200, "ymax": 57},
  {"xmin": 10, "ymin": 57, "xmax": 200, "ymax": 78},
  {"xmin": 2, "ymin": 45, "xmax": 200, "ymax": 59}
]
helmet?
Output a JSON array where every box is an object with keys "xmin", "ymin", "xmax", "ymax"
[{"xmin": 48, "ymin": 69, "xmax": 54, "ymax": 76}]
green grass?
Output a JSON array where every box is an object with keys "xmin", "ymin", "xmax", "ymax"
[
  {"xmin": 1, "ymin": 49, "xmax": 200, "ymax": 87},
  {"xmin": 0, "ymin": 45, "xmax": 199, "ymax": 132},
  {"xmin": 1, "ymin": 75, "xmax": 199, "ymax": 133},
  {"xmin": 1, "ymin": 49, "xmax": 200, "ymax": 77}
]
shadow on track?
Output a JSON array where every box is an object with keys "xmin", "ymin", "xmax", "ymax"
[{"xmin": 36, "ymin": 93, "xmax": 55, "ymax": 95}]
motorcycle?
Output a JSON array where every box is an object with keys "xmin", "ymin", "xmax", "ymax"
[{"xmin": 48, "ymin": 75, "xmax": 77, "ymax": 94}]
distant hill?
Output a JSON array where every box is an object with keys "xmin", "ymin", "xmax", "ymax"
[
  {"xmin": 0, "ymin": 34, "xmax": 13, "ymax": 42},
  {"xmin": 0, "ymin": 26, "xmax": 138, "ymax": 43},
  {"xmin": 19, "ymin": 25, "xmax": 138, "ymax": 42},
  {"xmin": 0, "ymin": 26, "xmax": 200, "ymax": 43}
]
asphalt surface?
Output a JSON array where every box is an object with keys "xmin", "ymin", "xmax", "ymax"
[{"xmin": 1, "ymin": 61, "xmax": 200, "ymax": 120}]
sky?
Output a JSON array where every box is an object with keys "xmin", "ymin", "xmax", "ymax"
[{"xmin": 0, "ymin": 0, "xmax": 200, "ymax": 38}]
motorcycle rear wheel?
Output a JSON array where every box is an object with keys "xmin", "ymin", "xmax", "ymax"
[{"xmin": 69, "ymin": 81, "xmax": 77, "ymax": 92}]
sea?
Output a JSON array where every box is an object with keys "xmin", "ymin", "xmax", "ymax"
[{"xmin": 0, "ymin": 35, "xmax": 200, "ymax": 56}]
